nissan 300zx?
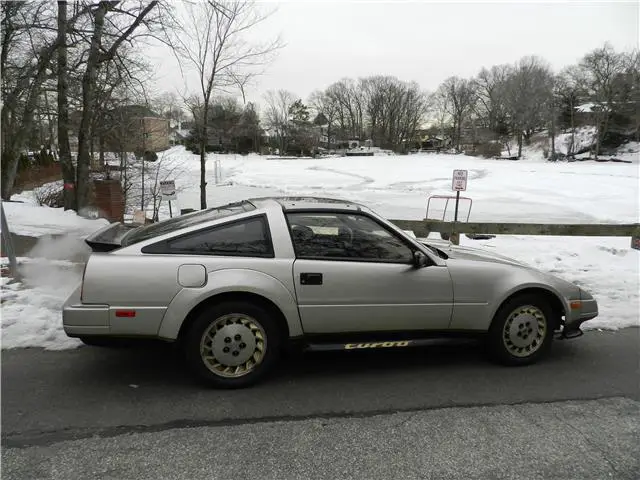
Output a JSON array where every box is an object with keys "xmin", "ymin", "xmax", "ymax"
[{"xmin": 63, "ymin": 196, "xmax": 598, "ymax": 388}]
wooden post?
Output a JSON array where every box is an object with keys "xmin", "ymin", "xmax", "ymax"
[{"xmin": 1, "ymin": 202, "xmax": 20, "ymax": 280}]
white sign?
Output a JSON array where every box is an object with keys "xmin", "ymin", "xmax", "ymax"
[
  {"xmin": 452, "ymin": 169, "xmax": 468, "ymax": 191},
  {"xmin": 160, "ymin": 179, "xmax": 177, "ymax": 201},
  {"xmin": 133, "ymin": 209, "xmax": 146, "ymax": 224}
]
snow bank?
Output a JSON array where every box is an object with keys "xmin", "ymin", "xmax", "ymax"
[
  {"xmin": 554, "ymin": 126, "xmax": 598, "ymax": 156},
  {"xmin": 1, "ymin": 258, "xmax": 83, "ymax": 350},
  {"xmin": 3, "ymin": 182, "xmax": 109, "ymax": 238}
]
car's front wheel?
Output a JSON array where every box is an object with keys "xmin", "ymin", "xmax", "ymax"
[
  {"xmin": 183, "ymin": 301, "xmax": 282, "ymax": 388},
  {"xmin": 487, "ymin": 294, "xmax": 556, "ymax": 366}
]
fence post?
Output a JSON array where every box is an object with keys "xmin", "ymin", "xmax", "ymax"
[{"xmin": 1, "ymin": 202, "xmax": 20, "ymax": 280}]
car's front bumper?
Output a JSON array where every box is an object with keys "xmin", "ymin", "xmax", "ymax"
[
  {"xmin": 561, "ymin": 292, "xmax": 598, "ymax": 338},
  {"xmin": 62, "ymin": 285, "xmax": 110, "ymax": 337}
]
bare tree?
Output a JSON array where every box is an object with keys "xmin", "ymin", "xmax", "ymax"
[
  {"xmin": 472, "ymin": 64, "xmax": 512, "ymax": 138},
  {"xmin": 503, "ymin": 56, "xmax": 554, "ymax": 158},
  {"xmin": 263, "ymin": 89, "xmax": 296, "ymax": 153},
  {"xmin": 577, "ymin": 43, "xmax": 629, "ymax": 157},
  {"xmin": 57, "ymin": 0, "xmax": 74, "ymax": 210},
  {"xmin": 325, "ymin": 78, "xmax": 366, "ymax": 141},
  {"xmin": 154, "ymin": 91, "xmax": 186, "ymax": 127},
  {"xmin": 555, "ymin": 66, "xmax": 585, "ymax": 156},
  {"xmin": 436, "ymin": 76, "xmax": 476, "ymax": 151},
  {"xmin": 75, "ymin": 1, "xmax": 160, "ymax": 211},
  {"xmin": 170, "ymin": 0, "xmax": 282, "ymax": 209},
  {"xmin": 308, "ymin": 89, "xmax": 339, "ymax": 149},
  {"xmin": 1, "ymin": 1, "xmax": 91, "ymax": 200}
]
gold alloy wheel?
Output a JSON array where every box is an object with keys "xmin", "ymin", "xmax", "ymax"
[
  {"xmin": 200, "ymin": 313, "xmax": 267, "ymax": 378},
  {"xmin": 502, "ymin": 305, "xmax": 547, "ymax": 358}
]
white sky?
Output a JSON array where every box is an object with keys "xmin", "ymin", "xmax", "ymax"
[{"xmin": 147, "ymin": 0, "xmax": 639, "ymax": 109}]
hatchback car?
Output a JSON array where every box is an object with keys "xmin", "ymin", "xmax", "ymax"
[{"xmin": 64, "ymin": 196, "xmax": 598, "ymax": 388}]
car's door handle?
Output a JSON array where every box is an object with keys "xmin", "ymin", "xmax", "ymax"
[{"xmin": 300, "ymin": 272, "xmax": 323, "ymax": 285}]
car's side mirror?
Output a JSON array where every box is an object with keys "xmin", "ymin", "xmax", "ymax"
[{"xmin": 412, "ymin": 250, "xmax": 429, "ymax": 268}]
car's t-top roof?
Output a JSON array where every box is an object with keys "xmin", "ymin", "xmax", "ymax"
[{"xmin": 249, "ymin": 196, "xmax": 364, "ymax": 212}]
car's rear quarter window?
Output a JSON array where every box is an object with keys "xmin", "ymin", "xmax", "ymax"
[
  {"xmin": 166, "ymin": 216, "xmax": 273, "ymax": 256},
  {"xmin": 123, "ymin": 201, "xmax": 256, "ymax": 246}
]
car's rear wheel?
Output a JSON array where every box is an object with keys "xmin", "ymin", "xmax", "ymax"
[
  {"xmin": 487, "ymin": 294, "xmax": 555, "ymax": 365},
  {"xmin": 183, "ymin": 301, "xmax": 282, "ymax": 388}
]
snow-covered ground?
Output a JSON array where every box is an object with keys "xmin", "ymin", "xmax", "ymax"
[{"xmin": 1, "ymin": 145, "xmax": 638, "ymax": 349}]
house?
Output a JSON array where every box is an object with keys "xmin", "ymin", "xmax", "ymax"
[
  {"xmin": 169, "ymin": 128, "xmax": 191, "ymax": 145},
  {"xmin": 420, "ymin": 136, "xmax": 450, "ymax": 151},
  {"xmin": 68, "ymin": 105, "xmax": 170, "ymax": 154},
  {"xmin": 104, "ymin": 105, "xmax": 169, "ymax": 153}
]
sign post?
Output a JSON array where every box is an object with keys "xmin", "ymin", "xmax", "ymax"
[
  {"xmin": 450, "ymin": 169, "xmax": 468, "ymax": 245},
  {"xmin": 160, "ymin": 179, "xmax": 177, "ymax": 218}
]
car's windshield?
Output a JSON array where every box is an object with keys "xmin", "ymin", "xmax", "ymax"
[{"xmin": 122, "ymin": 201, "xmax": 256, "ymax": 246}]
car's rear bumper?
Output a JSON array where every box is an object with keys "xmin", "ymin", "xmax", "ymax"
[{"xmin": 62, "ymin": 285, "xmax": 110, "ymax": 337}]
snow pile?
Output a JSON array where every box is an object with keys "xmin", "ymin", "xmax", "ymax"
[
  {"xmin": 1, "ymin": 258, "xmax": 83, "ymax": 350},
  {"xmin": 3, "ymin": 184, "xmax": 109, "ymax": 237},
  {"xmin": 554, "ymin": 126, "xmax": 597, "ymax": 156}
]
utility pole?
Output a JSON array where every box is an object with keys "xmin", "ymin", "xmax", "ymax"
[{"xmin": 141, "ymin": 118, "xmax": 146, "ymax": 212}]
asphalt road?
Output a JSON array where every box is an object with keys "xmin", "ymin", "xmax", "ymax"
[{"xmin": 2, "ymin": 328, "xmax": 639, "ymax": 479}]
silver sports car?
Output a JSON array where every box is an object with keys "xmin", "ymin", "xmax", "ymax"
[{"xmin": 63, "ymin": 196, "xmax": 598, "ymax": 388}]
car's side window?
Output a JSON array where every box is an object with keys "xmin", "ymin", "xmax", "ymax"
[
  {"xmin": 163, "ymin": 216, "xmax": 273, "ymax": 257},
  {"xmin": 286, "ymin": 212, "xmax": 413, "ymax": 263}
]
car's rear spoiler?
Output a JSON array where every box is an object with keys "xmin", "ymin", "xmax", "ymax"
[{"xmin": 85, "ymin": 222, "xmax": 139, "ymax": 252}]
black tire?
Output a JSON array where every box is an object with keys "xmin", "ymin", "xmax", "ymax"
[
  {"xmin": 182, "ymin": 301, "xmax": 283, "ymax": 389},
  {"xmin": 486, "ymin": 294, "xmax": 556, "ymax": 366}
]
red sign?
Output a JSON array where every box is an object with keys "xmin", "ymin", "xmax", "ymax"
[{"xmin": 64, "ymin": 183, "xmax": 75, "ymax": 190}]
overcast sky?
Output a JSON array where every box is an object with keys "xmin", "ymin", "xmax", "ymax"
[{"xmin": 147, "ymin": 0, "xmax": 639, "ymax": 108}]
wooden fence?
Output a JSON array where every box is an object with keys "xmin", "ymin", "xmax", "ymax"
[
  {"xmin": 389, "ymin": 219, "xmax": 640, "ymax": 249},
  {"xmin": 13, "ymin": 163, "xmax": 62, "ymax": 192}
]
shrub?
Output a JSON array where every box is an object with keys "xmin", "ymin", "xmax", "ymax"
[
  {"xmin": 35, "ymin": 183, "xmax": 64, "ymax": 208},
  {"xmin": 470, "ymin": 142, "xmax": 502, "ymax": 158}
]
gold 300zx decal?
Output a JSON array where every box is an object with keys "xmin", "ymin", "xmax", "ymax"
[{"xmin": 344, "ymin": 341, "xmax": 411, "ymax": 350}]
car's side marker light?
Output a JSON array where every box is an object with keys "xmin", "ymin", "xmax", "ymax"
[{"xmin": 115, "ymin": 310, "xmax": 136, "ymax": 317}]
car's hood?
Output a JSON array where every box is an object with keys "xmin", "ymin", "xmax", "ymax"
[
  {"xmin": 421, "ymin": 239, "xmax": 530, "ymax": 268},
  {"xmin": 420, "ymin": 238, "xmax": 581, "ymax": 297}
]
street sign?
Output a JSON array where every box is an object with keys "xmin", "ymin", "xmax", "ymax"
[
  {"xmin": 160, "ymin": 179, "xmax": 177, "ymax": 201},
  {"xmin": 452, "ymin": 169, "xmax": 468, "ymax": 191}
]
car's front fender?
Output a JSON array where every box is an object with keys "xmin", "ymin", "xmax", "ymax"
[
  {"xmin": 157, "ymin": 268, "xmax": 303, "ymax": 340},
  {"xmin": 488, "ymin": 282, "xmax": 572, "ymax": 322}
]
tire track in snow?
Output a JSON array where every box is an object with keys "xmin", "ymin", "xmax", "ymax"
[{"xmin": 306, "ymin": 166, "xmax": 375, "ymax": 189}]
